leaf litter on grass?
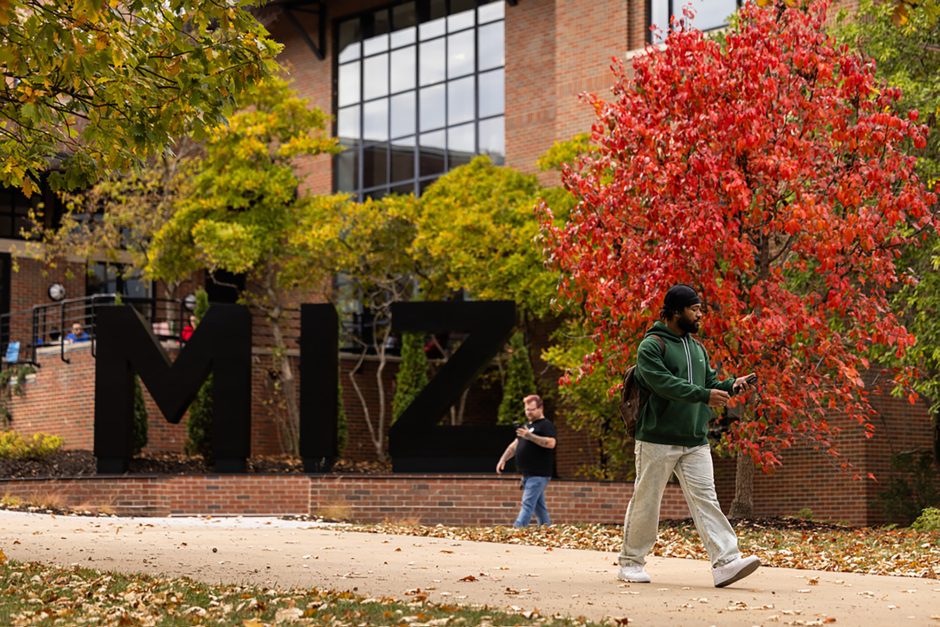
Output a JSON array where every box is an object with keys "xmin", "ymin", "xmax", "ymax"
[
  {"xmin": 0, "ymin": 558, "xmax": 611, "ymax": 627},
  {"xmin": 342, "ymin": 520, "xmax": 940, "ymax": 579}
]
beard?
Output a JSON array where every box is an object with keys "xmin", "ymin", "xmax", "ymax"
[{"xmin": 677, "ymin": 316, "xmax": 700, "ymax": 334}]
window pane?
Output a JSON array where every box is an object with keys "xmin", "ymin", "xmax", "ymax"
[
  {"xmin": 363, "ymin": 98, "xmax": 389, "ymax": 141},
  {"xmin": 337, "ymin": 106, "xmax": 360, "ymax": 142},
  {"xmin": 419, "ymin": 84, "xmax": 445, "ymax": 131},
  {"xmin": 650, "ymin": 1, "xmax": 669, "ymax": 42},
  {"xmin": 478, "ymin": 21, "xmax": 504, "ymax": 71},
  {"xmin": 335, "ymin": 146, "xmax": 359, "ymax": 192},
  {"xmin": 338, "ymin": 19, "xmax": 362, "ymax": 63},
  {"xmin": 390, "ymin": 47, "xmax": 416, "ymax": 93},
  {"xmin": 447, "ymin": 30, "xmax": 475, "ymax": 78},
  {"xmin": 364, "ymin": 188, "xmax": 388, "ymax": 200},
  {"xmin": 390, "ymin": 136, "xmax": 416, "ymax": 182},
  {"xmin": 479, "ymin": 116, "xmax": 504, "ymax": 164},
  {"xmin": 13, "ymin": 216, "xmax": 30, "ymax": 238},
  {"xmin": 0, "ymin": 216, "xmax": 11, "ymax": 239},
  {"xmin": 420, "ymin": 0, "xmax": 446, "ymax": 40},
  {"xmin": 391, "ymin": 92, "xmax": 416, "ymax": 138},
  {"xmin": 448, "ymin": 0, "xmax": 476, "ymax": 32},
  {"xmin": 478, "ymin": 68, "xmax": 503, "ymax": 117},
  {"xmin": 391, "ymin": 2, "xmax": 417, "ymax": 47},
  {"xmin": 363, "ymin": 53, "xmax": 389, "ymax": 100},
  {"xmin": 478, "ymin": 1, "xmax": 504, "ymax": 24},
  {"xmin": 448, "ymin": 77, "xmax": 475, "ymax": 125},
  {"xmin": 448, "ymin": 122, "xmax": 475, "ymax": 168},
  {"xmin": 338, "ymin": 62, "xmax": 361, "ymax": 107},
  {"xmin": 688, "ymin": 0, "xmax": 739, "ymax": 31},
  {"xmin": 419, "ymin": 38, "xmax": 446, "ymax": 85},
  {"xmin": 363, "ymin": 9, "xmax": 390, "ymax": 56},
  {"xmin": 363, "ymin": 144, "xmax": 389, "ymax": 188},
  {"xmin": 419, "ymin": 131, "xmax": 446, "ymax": 176}
]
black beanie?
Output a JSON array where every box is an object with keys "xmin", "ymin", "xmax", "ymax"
[{"xmin": 664, "ymin": 284, "xmax": 701, "ymax": 312}]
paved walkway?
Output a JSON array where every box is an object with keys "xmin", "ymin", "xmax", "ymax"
[{"xmin": 1, "ymin": 510, "xmax": 937, "ymax": 625}]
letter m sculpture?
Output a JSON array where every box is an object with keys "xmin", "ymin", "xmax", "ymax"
[{"xmin": 94, "ymin": 305, "xmax": 251, "ymax": 474}]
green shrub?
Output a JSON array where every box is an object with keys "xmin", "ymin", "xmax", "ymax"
[
  {"xmin": 132, "ymin": 376, "xmax": 148, "ymax": 456},
  {"xmin": 392, "ymin": 332, "xmax": 429, "ymax": 423},
  {"xmin": 497, "ymin": 331, "xmax": 537, "ymax": 426},
  {"xmin": 0, "ymin": 431, "xmax": 63, "ymax": 460},
  {"xmin": 878, "ymin": 450, "xmax": 940, "ymax": 525},
  {"xmin": 912, "ymin": 507, "xmax": 940, "ymax": 532},
  {"xmin": 185, "ymin": 289, "xmax": 213, "ymax": 460}
]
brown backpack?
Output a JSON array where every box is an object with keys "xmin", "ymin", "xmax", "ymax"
[{"xmin": 620, "ymin": 335, "xmax": 666, "ymax": 438}]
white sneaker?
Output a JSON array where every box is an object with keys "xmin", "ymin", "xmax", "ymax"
[
  {"xmin": 712, "ymin": 555, "xmax": 760, "ymax": 588},
  {"xmin": 617, "ymin": 564, "xmax": 651, "ymax": 583}
]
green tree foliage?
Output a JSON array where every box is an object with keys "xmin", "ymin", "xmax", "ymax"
[
  {"xmin": 0, "ymin": 0, "xmax": 280, "ymax": 194},
  {"xmin": 392, "ymin": 332, "xmax": 429, "ymax": 423},
  {"xmin": 542, "ymin": 322, "xmax": 630, "ymax": 479},
  {"xmin": 837, "ymin": 0, "xmax": 940, "ymax": 460},
  {"xmin": 411, "ymin": 156, "xmax": 560, "ymax": 320},
  {"xmin": 148, "ymin": 75, "xmax": 343, "ymax": 456},
  {"xmin": 185, "ymin": 289, "xmax": 213, "ymax": 460},
  {"xmin": 497, "ymin": 332, "xmax": 537, "ymax": 426}
]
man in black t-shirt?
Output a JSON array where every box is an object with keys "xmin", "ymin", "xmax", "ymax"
[{"xmin": 496, "ymin": 394, "xmax": 557, "ymax": 527}]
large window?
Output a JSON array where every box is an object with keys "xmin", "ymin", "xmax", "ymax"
[
  {"xmin": 649, "ymin": 0, "xmax": 745, "ymax": 44},
  {"xmin": 335, "ymin": 0, "xmax": 505, "ymax": 199},
  {"xmin": 87, "ymin": 262, "xmax": 151, "ymax": 300},
  {"xmin": 0, "ymin": 185, "xmax": 39, "ymax": 240}
]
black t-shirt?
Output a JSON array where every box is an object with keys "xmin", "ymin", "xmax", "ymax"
[{"xmin": 515, "ymin": 418, "xmax": 556, "ymax": 477}]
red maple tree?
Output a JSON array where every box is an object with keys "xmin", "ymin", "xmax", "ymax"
[{"xmin": 539, "ymin": 0, "xmax": 936, "ymax": 514}]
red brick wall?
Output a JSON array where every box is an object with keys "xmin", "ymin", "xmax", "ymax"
[{"xmin": 0, "ymin": 473, "xmax": 693, "ymax": 524}]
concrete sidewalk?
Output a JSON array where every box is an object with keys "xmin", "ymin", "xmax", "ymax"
[{"xmin": 1, "ymin": 510, "xmax": 937, "ymax": 625}]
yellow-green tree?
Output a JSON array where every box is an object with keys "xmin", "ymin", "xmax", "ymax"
[
  {"xmin": 411, "ymin": 156, "xmax": 561, "ymax": 320},
  {"xmin": 309, "ymin": 195, "xmax": 420, "ymax": 462},
  {"xmin": 0, "ymin": 0, "xmax": 280, "ymax": 194},
  {"xmin": 147, "ymin": 76, "xmax": 343, "ymax": 455}
]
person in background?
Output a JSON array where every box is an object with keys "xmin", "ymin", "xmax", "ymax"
[
  {"xmin": 181, "ymin": 314, "xmax": 197, "ymax": 342},
  {"xmin": 65, "ymin": 322, "xmax": 90, "ymax": 343},
  {"xmin": 496, "ymin": 394, "xmax": 557, "ymax": 527}
]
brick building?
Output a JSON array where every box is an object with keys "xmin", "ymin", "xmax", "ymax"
[{"xmin": 4, "ymin": 0, "xmax": 937, "ymax": 526}]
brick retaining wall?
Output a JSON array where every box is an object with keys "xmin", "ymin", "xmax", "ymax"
[{"xmin": 0, "ymin": 474, "xmax": 689, "ymax": 525}]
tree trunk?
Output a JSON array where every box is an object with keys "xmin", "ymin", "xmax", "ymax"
[
  {"xmin": 270, "ymin": 317, "xmax": 301, "ymax": 456},
  {"xmin": 347, "ymin": 346, "xmax": 387, "ymax": 463},
  {"xmin": 728, "ymin": 451, "xmax": 755, "ymax": 520}
]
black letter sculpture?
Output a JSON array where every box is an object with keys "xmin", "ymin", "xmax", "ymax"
[
  {"xmin": 94, "ymin": 305, "xmax": 251, "ymax": 474},
  {"xmin": 299, "ymin": 303, "xmax": 339, "ymax": 473},
  {"xmin": 389, "ymin": 301, "xmax": 516, "ymax": 472}
]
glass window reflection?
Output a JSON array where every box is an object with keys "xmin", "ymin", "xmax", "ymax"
[
  {"xmin": 478, "ymin": 22, "xmax": 503, "ymax": 71},
  {"xmin": 479, "ymin": 116, "xmax": 504, "ymax": 165},
  {"xmin": 363, "ymin": 54, "xmax": 389, "ymax": 100},
  {"xmin": 447, "ymin": 30, "xmax": 475, "ymax": 78},
  {"xmin": 478, "ymin": 68, "xmax": 503, "ymax": 118},
  {"xmin": 337, "ymin": 1, "xmax": 505, "ymax": 200},
  {"xmin": 419, "ymin": 84, "xmax": 445, "ymax": 131},
  {"xmin": 338, "ymin": 63, "xmax": 360, "ymax": 107},
  {"xmin": 448, "ymin": 77, "xmax": 475, "ymax": 126}
]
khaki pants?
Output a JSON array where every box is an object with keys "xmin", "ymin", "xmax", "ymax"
[{"xmin": 619, "ymin": 441, "xmax": 740, "ymax": 569}]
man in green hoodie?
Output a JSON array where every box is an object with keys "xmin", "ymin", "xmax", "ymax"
[{"xmin": 617, "ymin": 284, "xmax": 760, "ymax": 588}]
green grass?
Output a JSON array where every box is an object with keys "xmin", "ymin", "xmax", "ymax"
[{"xmin": 0, "ymin": 555, "xmax": 605, "ymax": 626}]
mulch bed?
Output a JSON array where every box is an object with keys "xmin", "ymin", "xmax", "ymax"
[{"xmin": 0, "ymin": 450, "xmax": 389, "ymax": 479}]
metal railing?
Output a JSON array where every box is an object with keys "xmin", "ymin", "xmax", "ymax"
[{"xmin": 0, "ymin": 294, "xmax": 392, "ymax": 367}]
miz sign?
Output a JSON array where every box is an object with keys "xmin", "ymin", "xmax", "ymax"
[{"xmin": 94, "ymin": 302, "xmax": 517, "ymax": 474}]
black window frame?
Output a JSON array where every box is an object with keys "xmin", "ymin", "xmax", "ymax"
[{"xmin": 333, "ymin": 0, "xmax": 506, "ymax": 200}]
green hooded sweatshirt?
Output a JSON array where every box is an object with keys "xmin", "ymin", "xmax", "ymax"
[{"xmin": 634, "ymin": 321, "xmax": 735, "ymax": 447}]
